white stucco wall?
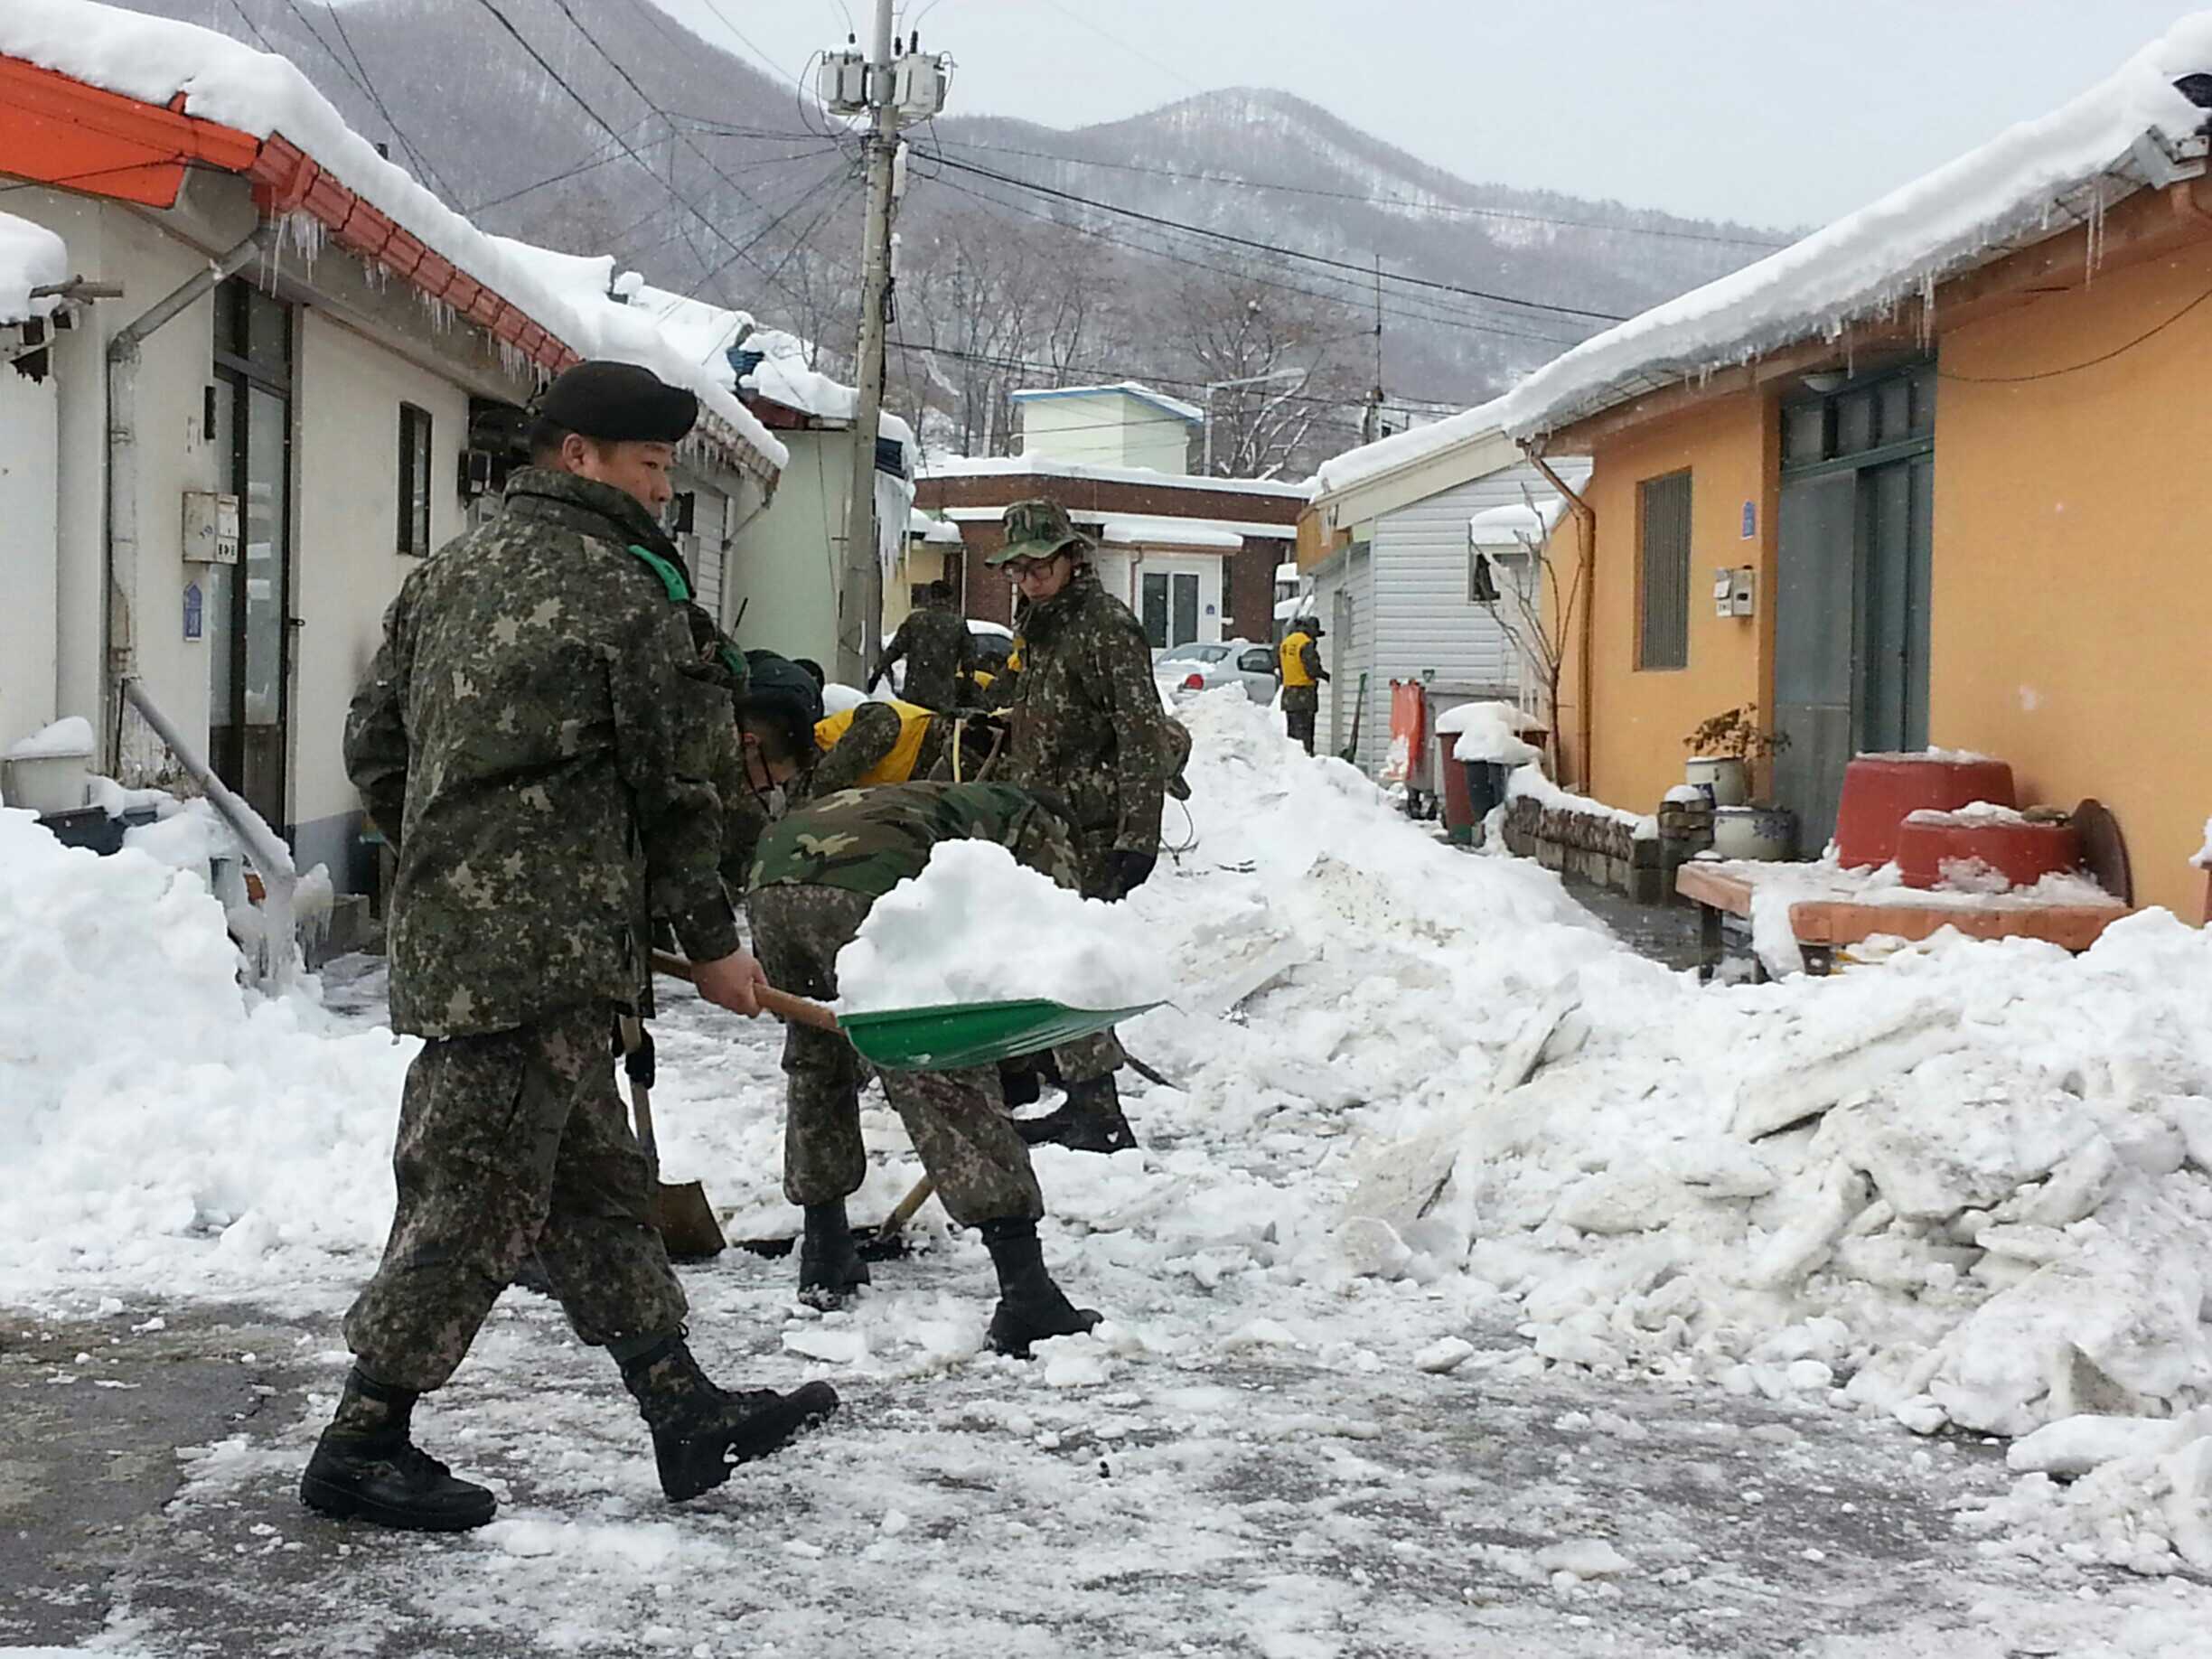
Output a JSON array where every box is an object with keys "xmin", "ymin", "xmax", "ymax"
[
  {"xmin": 291, "ymin": 309, "xmax": 471, "ymax": 875},
  {"xmin": 0, "ymin": 359, "xmax": 60, "ymax": 755},
  {"xmin": 727, "ymin": 426, "xmax": 839, "ymax": 667}
]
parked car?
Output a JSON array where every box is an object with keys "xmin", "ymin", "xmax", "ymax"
[{"xmin": 1153, "ymin": 639, "xmax": 1279, "ymax": 707}]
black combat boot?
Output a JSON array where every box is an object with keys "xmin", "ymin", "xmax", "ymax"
[
  {"xmin": 298, "ymin": 1368, "xmax": 498, "ymax": 1532},
  {"xmin": 1011, "ymin": 1073, "xmax": 1136, "ymax": 1154},
  {"xmin": 798, "ymin": 1200, "xmax": 870, "ymax": 1308},
  {"xmin": 620, "ymin": 1336, "xmax": 839, "ymax": 1502},
  {"xmin": 981, "ymin": 1217, "xmax": 1102, "ymax": 1358}
]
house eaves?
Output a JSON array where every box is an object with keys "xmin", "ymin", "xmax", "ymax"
[
  {"xmin": 0, "ymin": 18, "xmax": 786, "ymax": 481},
  {"xmin": 1495, "ymin": 20, "xmax": 2212, "ymax": 445}
]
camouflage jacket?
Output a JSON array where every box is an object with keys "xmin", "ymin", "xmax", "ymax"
[
  {"xmin": 345, "ymin": 467, "xmax": 743, "ymax": 1037},
  {"xmin": 747, "ymin": 781, "xmax": 1080, "ymax": 899},
  {"xmin": 881, "ymin": 607, "xmax": 974, "ymax": 710},
  {"xmin": 998, "ymin": 567, "xmax": 1174, "ymax": 858}
]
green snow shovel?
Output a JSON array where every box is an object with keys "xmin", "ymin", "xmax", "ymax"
[{"xmin": 650, "ymin": 951, "xmax": 1160, "ymax": 1073}]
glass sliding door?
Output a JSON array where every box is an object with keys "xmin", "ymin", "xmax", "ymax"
[{"xmin": 209, "ymin": 280, "xmax": 294, "ymax": 834}]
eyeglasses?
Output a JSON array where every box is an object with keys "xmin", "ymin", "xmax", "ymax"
[{"xmin": 1004, "ymin": 552, "xmax": 1068, "ymax": 580}]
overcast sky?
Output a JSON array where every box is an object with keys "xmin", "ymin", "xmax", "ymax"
[{"xmin": 652, "ymin": 0, "xmax": 2207, "ymax": 227}]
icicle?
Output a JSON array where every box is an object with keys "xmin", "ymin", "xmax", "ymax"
[{"xmin": 2085, "ymin": 185, "xmax": 2107, "ymax": 286}]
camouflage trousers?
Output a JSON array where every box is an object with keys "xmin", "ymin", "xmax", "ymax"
[
  {"xmin": 748, "ymin": 885, "xmax": 1044, "ymax": 1228},
  {"xmin": 343, "ymin": 1002, "xmax": 688, "ymax": 1392}
]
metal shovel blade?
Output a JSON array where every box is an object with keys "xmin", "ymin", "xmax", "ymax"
[
  {"xmin": 649, "ymin": 1179, "xmax": 726, "ymax": 1261},
  {"xmin": 837, "ymin": 998, "xmax": 1165, "ymax": 1072}
]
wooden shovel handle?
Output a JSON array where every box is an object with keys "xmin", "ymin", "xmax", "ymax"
[{"xmin": 651, "ymin": 949, "xmax": 841, "ymax": 1032}]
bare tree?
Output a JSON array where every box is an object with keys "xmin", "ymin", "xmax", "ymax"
[
  {"xmin": 1148, "ymin": 258, "xmax": 1365, "ymax": 479},
  {"xmin": 1472, "ymin": 487, "xmax": 1586, "ymax": 776}
]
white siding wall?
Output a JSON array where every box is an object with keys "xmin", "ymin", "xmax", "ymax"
[
  {"xmin": 1368, "ymin": 458, "xmax": 1589, "ymax": 698},
  {"xmin": 1311, "ymin": 546, "xmax": 1377, "ymax": 767},
  {"xmin": 1018, "ymin": 391, "xmax": 1190, "ymax": 473}
]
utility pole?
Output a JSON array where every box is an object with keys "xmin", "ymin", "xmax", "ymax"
[
  {"xmin": 822, "ymin": 6, "xmax": 947, "ymax": 687},
  {"xmin": 1362, "ymin": 252, "xmax": 1384, "ymax": 445}
]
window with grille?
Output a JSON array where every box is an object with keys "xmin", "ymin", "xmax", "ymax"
[
  {"xmin": 1637, "ymin": 471, "xmax": 1692, "ymax": 670},
  {"xmin": 398, "ymin": 403, "xmax": 433, "ymax": 557}
]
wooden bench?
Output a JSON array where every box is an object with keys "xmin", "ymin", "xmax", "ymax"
[{"xmin": 1675, "ymin": 860, "xmax": 2132, "ymax": 980}]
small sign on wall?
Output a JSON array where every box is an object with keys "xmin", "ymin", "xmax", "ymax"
[
  {"xmin": 1740, "ymin": 501, "xmax": 1757, "ymax": 539},
  {"xmin": 183, "ymin": 582, "xmax": 203, "ymax": 642}
]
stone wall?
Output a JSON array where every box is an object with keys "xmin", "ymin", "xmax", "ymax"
[{"xmin": 1500, "ymin": 795, "xmax": 1666, "ymax": 904}]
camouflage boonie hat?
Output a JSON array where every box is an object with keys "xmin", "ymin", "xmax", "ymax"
[{"xmin": 986, "ymin": 498, "xmax": 1090, "ymax": 567}]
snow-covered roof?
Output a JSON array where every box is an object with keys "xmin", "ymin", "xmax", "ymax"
[
  {"xmin": 621, "ymin": 290, "xmax": 916, "ymax": 452},
  {"xmin": 907, "ymin": 509, "xmax": 964, "ymax": 545},
  {"xmin": 1099, "ymin": 516, "xmax": 1245, "ymax": 551},
  {"xmin": 1009, "ymin": 380, "xmax": 1204, "ymax": 424},
  {"xmin": 938, "ymin": 503, "xmax": 1295, "ymax": 539},
  {"xmin": 1493, "ymin": 17, "xmax": 2212, "ymax": 439},
  {"xmin": 0, "ymin": 0, "xmax": 790, "ymax": 472},
  {"xmin": 1468, "ymin": 498, "xmax": 1570, "ymax": 545},
  {"xmin": 1273, "ymin": 561, "xmax": 1300, "ymax": 583},
  {"xmin": 1306, "ymin": 407, "xmax": 1512, "ymax": 501},
  {"xmin": 920, "ymin": 453, "xmax": 1308, "ymax": 501},
  {"xmin": 0, "ymin": 209, "xmax": 65, "ymax": 324}
]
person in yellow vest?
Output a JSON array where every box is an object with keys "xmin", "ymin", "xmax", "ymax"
[
  {"xmin": 809, "ymin": 699, "xmax": 944, "ymax": 797},
  {"xmin": 808, "ymin": 699, "xmax": 1007, "ymax": 798},
  {"xmin": 1279, "ymin": 617, "xmax": 1330, "ymax": 755}
]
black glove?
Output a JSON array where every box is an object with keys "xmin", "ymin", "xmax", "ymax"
[
  {"xmin": 623, "ymin": 1027, "xmax": 656, "ymax": 1092},
  {"xmin": 864, "ymin": 667, "xmax": 884, "ymax": 692},
  {"xmin": 1102, "ymin": 848, "xmax": 1158, "ymax": 900}
]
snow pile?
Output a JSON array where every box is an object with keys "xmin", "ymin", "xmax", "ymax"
[
  {"xmin": 2192, "ymin": 817, "xmax": 2212, "ymax": 870},
  {"xmin": 6, "ymin": 714, "xmax": 93, "ymax": 759},
  {"xmin": 1437, "ymin": 701, "xmax": 1540, "ymax": 765},
  {"xmin": 0, "ymin": 208, "xmax": 67, "ymax": 323},
  {"xmin": 836, "ymin": 841, "xmax": 1171, "ymax": 1014},
  {"xmin": 1493, "ymin": 18, "xmax": 2212, "ymax": 437},
  {"xmin": 821, "ymin": 683, "xmax": 868, "ymax": 717},
  {"xmin": 0, "ymin": 809, "xmax": 412, "ymax": 1303}
]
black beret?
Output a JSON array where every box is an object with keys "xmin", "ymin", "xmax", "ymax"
[{"xmin": 534, "ymin": 360, "xmax": 698, "ymax": 444}]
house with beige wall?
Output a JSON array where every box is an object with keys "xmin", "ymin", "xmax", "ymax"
[
  {"xmin": 0, "ymin": 13, "xmax": 783, "ymax": 904},
  {"xmin": 1484, "ymin": 20, "xmax": 2212, "ymax": 917}
]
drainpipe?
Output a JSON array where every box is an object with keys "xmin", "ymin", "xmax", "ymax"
[
  {"xmin": 121, "ymin": 676, "xmax": 301, "ymax": 989},
  {"xmin": 103, "ymin": 227, "xmax": 270, "ymax": 774},
  {"xmin": 1522, "ymin": 444, "xmax": 1597, "ymax": 792}
]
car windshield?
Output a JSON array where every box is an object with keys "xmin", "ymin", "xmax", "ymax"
[{"xmin": 1161, "ymin": 645, "xmax": 1231, "ymax": 665}]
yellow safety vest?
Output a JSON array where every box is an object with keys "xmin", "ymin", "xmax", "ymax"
[
  {"xmin": 814, "ymin": 700, "xmax": 934, "ymax": 786},
  {"xmin": 1279, "ymin": 631, "xmax": 1316, "ymax": 689}
]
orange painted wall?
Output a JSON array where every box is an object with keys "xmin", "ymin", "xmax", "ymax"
[
  {"xmin": 1560, "ymin": 390, "xmax": 1776, "ymax": 813},
  {"xmin": 1932, "ymin": 249, "xmax": 2212, "ymax": 919}
]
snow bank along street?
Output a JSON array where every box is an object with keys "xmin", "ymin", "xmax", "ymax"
[{"xmin": 6, "ymin": 692, "xmax": 2212, "ymax": 1653}]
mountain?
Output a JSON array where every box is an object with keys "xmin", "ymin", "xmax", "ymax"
[{"xmin": 115, "ymin": 1, "xmax": 1789, "ymax": 472}]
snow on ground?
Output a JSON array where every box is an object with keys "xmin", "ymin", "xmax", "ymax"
[{"xmin": 13, "ymin": 697, "xmax": 2212, "ymax": 1647}]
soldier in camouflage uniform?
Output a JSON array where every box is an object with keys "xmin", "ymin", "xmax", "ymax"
[
  {"xmin": 313, "ymin": 361, "xmax": 837, "ymax": 1533},
  {"xmin": 870, "ymin": 580, "xmax": 975, "ymax": 711},
  {"xmin": 727, "ymin": 761, "xmax": 1105, "ymax": 1355},
  {"xmin": 984, "ymin": 500, "xmax": 1185, "ymax": 1153}
]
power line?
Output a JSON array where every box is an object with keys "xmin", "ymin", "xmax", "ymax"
[
  {"xmin": 928, "ymin": 170, "xmax": 1588, "ymax": 351},
  {"xmin": 921, "ymin": 135, "xmax": 1791, "ymax": 251},
  {"xmin": 466, "ymin": 0, "xmax": 811, "ymax": 311},
  {"xmin": 886, "ymin": 336, "xmax": 1473, "ymax": 417},
  {"xmin": 270, "ymin": 0, "xmax": 456, "ymax": 204},
  {"xmin": 931, "ymin": 153, "xmax": 1628, "ymax": 323}
]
